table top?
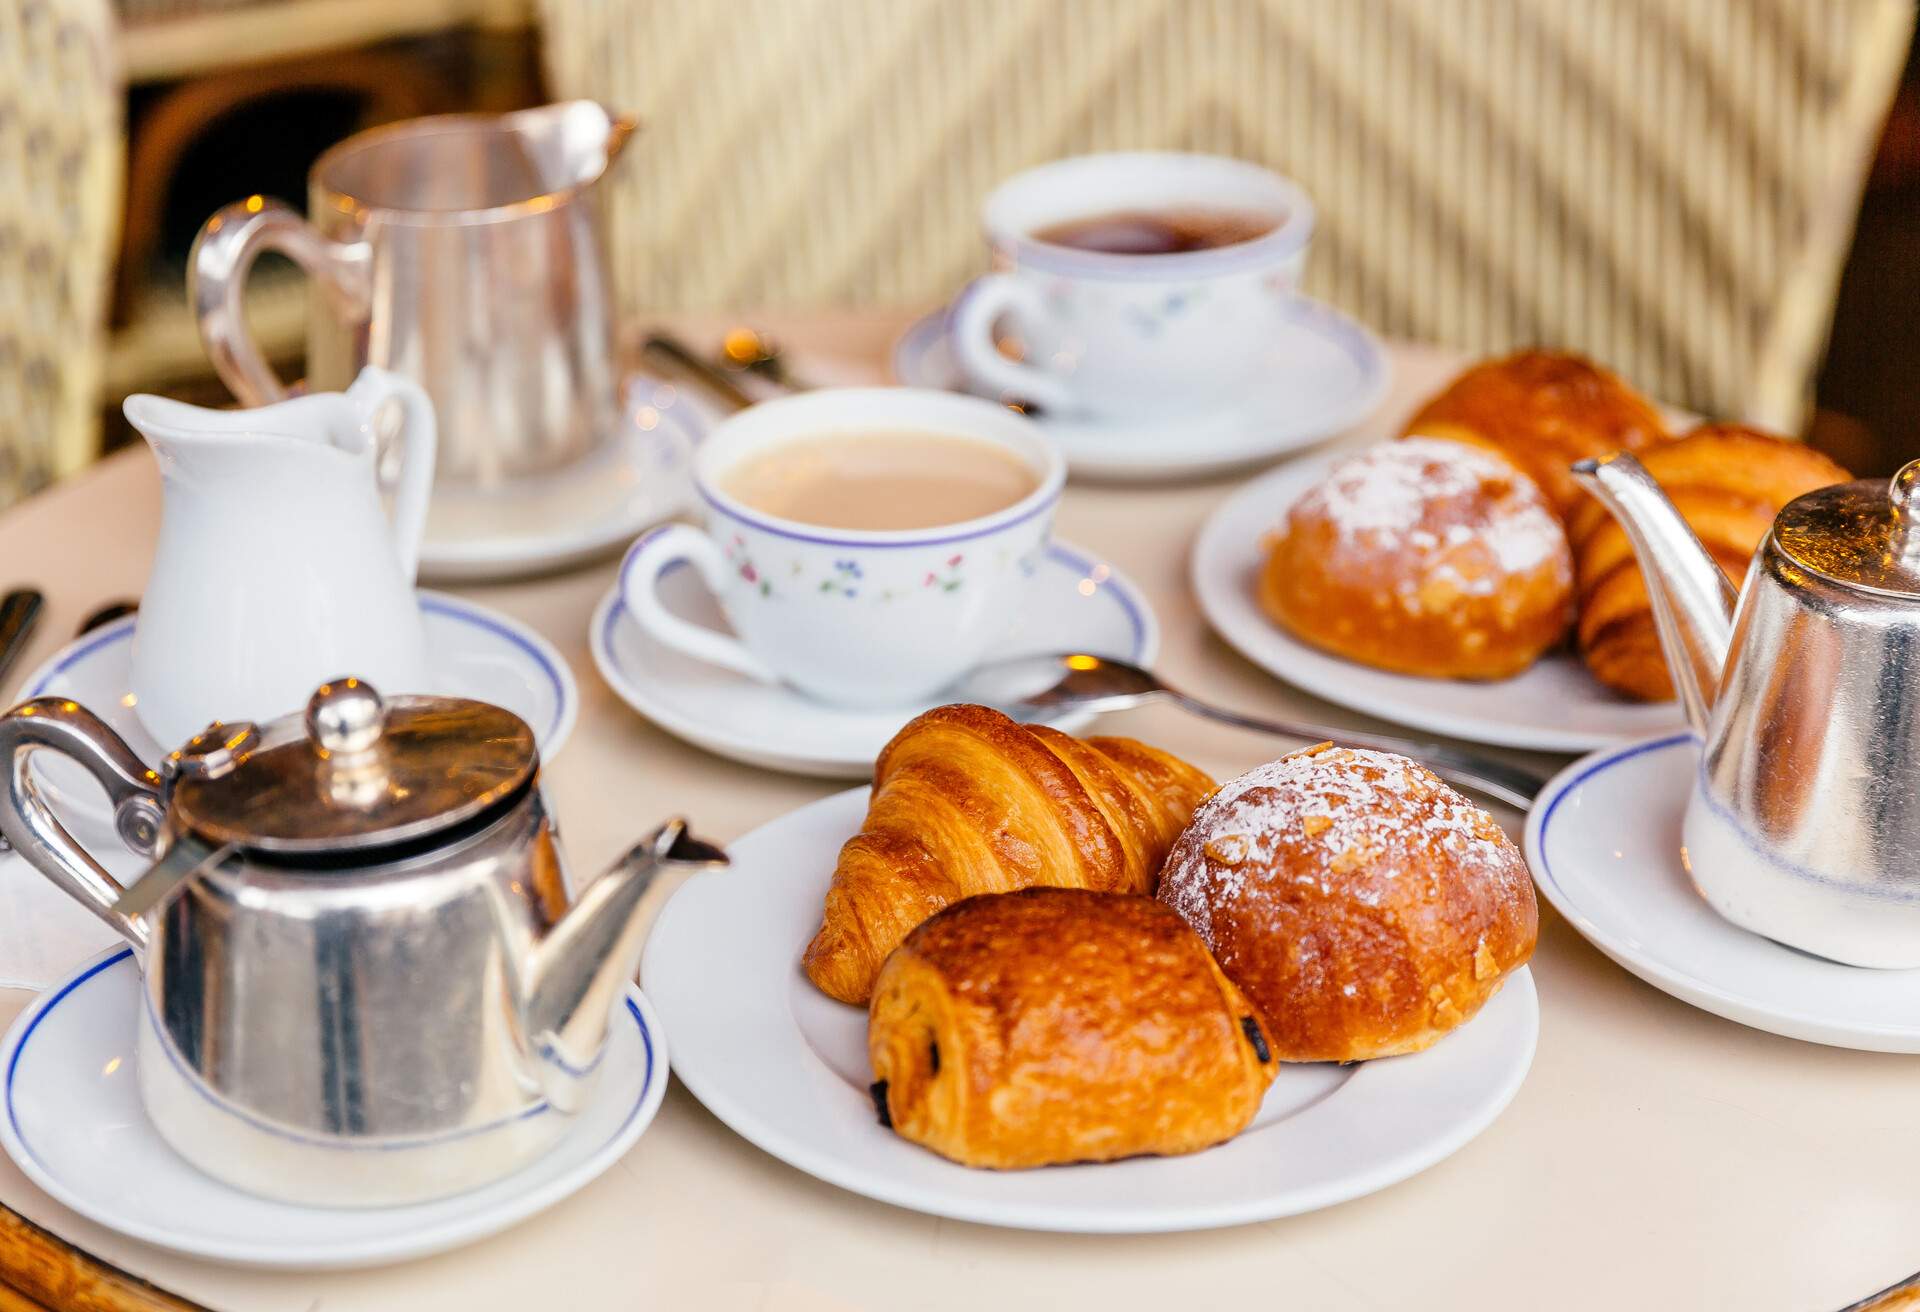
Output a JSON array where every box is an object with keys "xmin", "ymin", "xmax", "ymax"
[{"xmin": 0, "ymin": 311, "xmax": 1914, "ymax": 1312}]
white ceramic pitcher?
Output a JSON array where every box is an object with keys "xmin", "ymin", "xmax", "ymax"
[{"xmin": 123, "ymin": 368, "xmax": 436, "ymax": 747}]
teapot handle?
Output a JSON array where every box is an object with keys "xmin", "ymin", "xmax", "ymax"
[
  {"xmin": 346, "ymin": 368, "xmax": 438, "ymax": 584},
  {"xmin": 190, "ymin": 198, "xmax": 373, "ymax": 407},
  {"xmin": 0, "ymin": 700, "xmax": 163, "ymax": 947}
]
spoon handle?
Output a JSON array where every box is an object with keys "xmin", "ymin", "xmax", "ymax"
[{"xmin": 1165, "ymin": 691, "xmax": 1549, "ymax": 811}]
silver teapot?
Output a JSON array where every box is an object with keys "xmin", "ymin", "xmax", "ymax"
[
  {"xmin": 1572, "ymin": 454, "xmax": 1920, "ymax": 968},
  {"xmin": 0, "ymin": 679, "xmax": 725, "ymax": 1206}
]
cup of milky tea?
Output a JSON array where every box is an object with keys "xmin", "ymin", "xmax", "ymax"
[{"xmin": 618, "ymin": 388, "xmax": 1065, "ymax": 706}]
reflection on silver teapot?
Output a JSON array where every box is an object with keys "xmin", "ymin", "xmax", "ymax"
[
  {"xmin": 1573, "ymin": 453, "xmax": 1920, "ymax": 968},
  {"xmin": 0, "ymin": 680, "xmax": 725, "ymax": 1206}
]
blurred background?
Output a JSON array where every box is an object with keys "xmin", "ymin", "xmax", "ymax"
[{"xmin": 3, "ymin": 0, "xmax": 1915, "ymax": 509}]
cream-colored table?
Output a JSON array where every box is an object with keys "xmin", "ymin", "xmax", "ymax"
[{"xmin": 0, "ymin": 314, "xmax": 1913, "ymax": 1312}]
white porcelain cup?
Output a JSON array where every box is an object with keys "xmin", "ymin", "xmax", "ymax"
[
  {"xmin": 950, "ymin": 151, "xmax": 1315, "ymax": 419},
  {"xmin": 619, "ymin": 388, "xmax": 1065, "ymax": 707}
]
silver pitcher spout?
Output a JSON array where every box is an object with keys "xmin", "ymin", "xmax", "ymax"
[
  {"xmin": 1569, "ymin": 453, "xmax": 1738, "ymax": 733},
  {"xmin": 522, "ymin": 818, "xmax": 727, "ymax": 1107}
]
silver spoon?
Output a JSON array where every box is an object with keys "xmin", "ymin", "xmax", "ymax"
[{"xmin": 950, "ymin": 653, "xmax": 1550, "ymax": 811}]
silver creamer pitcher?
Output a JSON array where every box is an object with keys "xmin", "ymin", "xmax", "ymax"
[
  {"xmin": 1572, "ymin": 453, "xmax": 1920, "ymax": 968},
  {"xmin": 191, "ymin": 101, "xmax": 636, "ymax": 489}
]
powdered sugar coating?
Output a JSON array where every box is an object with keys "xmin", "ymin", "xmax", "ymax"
[
  {"xmin": 1290, "ymin": 437, "xmax": 1568, "ymax": 595},
  {"xmin": 1155, "ymin": 745, "xmax": 1537, "ymax": 1062}
]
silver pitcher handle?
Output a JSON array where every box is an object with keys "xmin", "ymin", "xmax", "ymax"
[
  {"xmin": 0, "ymin": 699, "xmax": 164, "ymax": 946},
  {"xmin": 189, "ymin": 198, "xmax": 373, "ymax": 406}
]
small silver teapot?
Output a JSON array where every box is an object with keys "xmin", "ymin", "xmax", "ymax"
[
  {"xmin": 1572, "ymin": 454, "xmax": 1920, "ymax": 968},
  {"xmin": 0, "ymin": 679, "xmax": 725, "ymax": 1206}
]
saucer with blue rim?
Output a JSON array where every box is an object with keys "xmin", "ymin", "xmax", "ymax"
[
  {"xmin": 590, "ymin": 539, "xmax": 1158, "ymax": 777},
  {"xmin": 891, "ymin": 297, "xmax": 1390, "ymax": 483},
  {"xmin": 418, "ymin": 373, "xmax": 714, "ymax": 584},
  {"xmin": 11, "ymin": 591, "xmax": 577, "ymax": 833},
  {"xmin": 1525, "ymin": 733, "xmax": 1920, "ymax": 1053},
  {"xmin": 0, "ymin": 947, "xmax": 667, "ymax": 1269}
]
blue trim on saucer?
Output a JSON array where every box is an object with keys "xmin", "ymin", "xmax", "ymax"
[
  {"xmin": 24, "ymin": 601, "xmax": 567, "ymax": 746},
  {"xmin": 605, "ymin": 540, "xmax": 1149, "ymax": 680},
  {"xmin": 1532, "ymin": 734, "xmax": 1694, "ymax": 905},
  {"xmin": 6, "ymin": 949, "xmax": 655, "ymax": 1167}
]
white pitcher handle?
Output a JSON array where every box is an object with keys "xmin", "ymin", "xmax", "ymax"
[
  {"xmin": 619, "ymin": 526, "xmax": 779, "ymax": 684},
  {"xmin": 190, "ymin": 198, "xmax": 373, "ymax": 406},
  {"xmin": 347, "ymin": 368, "xmax": 438, "ymax": 584},
  {"xmin": 949, "ymin": 273, "xmax": 1082, "ymax": 414}
]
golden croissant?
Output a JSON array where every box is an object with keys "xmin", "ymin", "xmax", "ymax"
[
  {"xmin": 1566, "ymin": 424, "xmax": 1849, "ymax": 700},
  {"xmin": 802, "ymin": 703, "xmax": 1216, "ymax": 1005},
  {"xmin": 869, "ymin": 888, "xmax": 1276, "ymax": 1169}
]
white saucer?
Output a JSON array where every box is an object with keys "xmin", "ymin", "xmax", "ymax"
[
  {"xmin": 591, "ymin": 540, "xmax": 1158, "ymax": 777},
  {"xmin": 15, "ymin": 591, "xmax": 577, "ymax": 829},
  {"xmin": 643, "ymin": 788, "xmax": 1537, "ymax": 1233},
  {"xmin": 1191, "ymin": 451, "xmax": 1688, "ymax": 752},
  {"xmin": 0, "ymin": 947, "xmax": 668, "ymax": 1269},
  {"xmin": 417, "ymin": 374, "xmax": 713, "ymax": 584},
  {"xmin": 1525, "ymin": 734, "xmax": 1920, "ymax": 1052},
  {"xmin": 891, "ymin": 298, "xmax": 1390, "ymax": 482}
]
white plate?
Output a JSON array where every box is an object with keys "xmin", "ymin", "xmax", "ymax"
[
  {"xmin": 15, "ymin": 591, "xmax": 577, "ymax": 829},
  {"xmin": 1525, "ymin": 734, "xmax": 1920, "ymax": 1052},
  {"xmin": 591, "ymin": 540, "xmax": 1157, "ymax": 778},
  {"xmin": 0, "ymin": 948, "xmax": 668, "ymax": 1269},
  {"xmin": 643, "ymin": 788, "xmax": 1538, "ymax": 1233},
  {"xmin": 417, "ymin": 374, "xmax": 713, "ymax": 584},
  {"xmin": 1191, "ymin": 452, "xmax": 1688, "ymax": 752},
  {"xmin": 891, "ymin": 299, "xmax": 1389, "ymax": 483}
]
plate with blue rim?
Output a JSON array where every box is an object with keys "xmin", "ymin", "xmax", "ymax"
[
  {"xmin": 10, "ymin": 591, "xmax": 577, "ymax": 835},
  {"xmin": 0, "ymin": 947, "xmax": 667, "ymax": 1268},
  {"xmin": 1525, "ymin": 733, "xmax": 1920, "ymax": 1052},
  {"xmin": 591, "ymin": 538, "xmax": 1157, "ymax": 777},
  {"xmin": 891, "ymin": 297, "xmax": 1390, "ymax": 483}
]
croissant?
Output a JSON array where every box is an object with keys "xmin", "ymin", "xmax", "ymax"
[
  {"xmin": 868, "ymin": 888, "xmax": 1276, "ymax": 1168},
  {"xmin": 802, "ymin": 703, "xmax": 1215, "ymax": 1005},
  {"xmin": 1567, "ymin": 424, "xmax": 1849, "ymax": 700},
  {"xmin": 1403, "ymin": 348, "xmax": 1669, "ymax": 521}
]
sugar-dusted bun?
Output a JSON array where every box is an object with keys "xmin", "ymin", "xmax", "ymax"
[
  {"xmin": 1259, "ymin": 437, "xmax": 1574, "ymax": 680},
  {"xmin": 1157, "ymin": 744, "xmax": 1538, "ymax": 1062},
  {"xmin": 1403, "ymin": 348, "xmax": 1669, "ymax": 520}
]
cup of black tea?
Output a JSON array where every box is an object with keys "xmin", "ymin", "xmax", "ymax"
[{"xmin": 949, "ymin": 152, "xmax": 1315, "ymax": 419}]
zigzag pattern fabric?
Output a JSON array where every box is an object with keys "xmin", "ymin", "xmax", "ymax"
[{"xmin": 539, "ymin": 0, "xmax": 1910, "ymax": 427}]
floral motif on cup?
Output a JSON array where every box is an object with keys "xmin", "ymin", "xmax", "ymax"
[
  {"xmin": 924, "ymin": 553, "xmax": 965, "ymax": 593},
  {"xmin": 817, "ymin": 559, "xmax": 863, "ymax": 598},
  {"xmin": 1122, "ymin": 285, "xmax": 1207, "ymax": 337},
  {"xmin": 723, "ymin": 533, "xmax": 772, "ymax": 597}
]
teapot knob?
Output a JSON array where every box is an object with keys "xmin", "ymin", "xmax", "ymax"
[
  {"xmin": 305, "ymin": 679, "xmax": 386, "ymax": 758},
  {"xmin": 1892, "ymin": 460, "xmax": 1920, "ymax": 565}
]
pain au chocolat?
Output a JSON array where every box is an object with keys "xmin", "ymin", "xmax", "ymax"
[{"xmin": 868, "ymin": 887, "xmax": 1276, "ymax": 1169}]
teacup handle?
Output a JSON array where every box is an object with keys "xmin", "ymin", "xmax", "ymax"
[
  {"xmin": 948, "ymin": 274, "xmax": 1083, "ymax": 414},
  {"xmin": 619, "ymin": 526, "xmax": 780, "ymax": 684},
  {"xmin": 345, "ymin": 368, "xmax": 438, "ymax": 584},
  {"xmin": 190, "ymin": 198, "xmax": 373, "ymax": 406},
  {"xmin": 0, "ymin": 699, "xmax": 163, "ymax": 947}
]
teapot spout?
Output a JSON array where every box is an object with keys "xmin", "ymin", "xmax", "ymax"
[
  {"xmin": 1570, "ymin": 453, "xmax": 1738, "ymax": 734},
  {"xmin": 522, "ymin": 819, "xmax": 726, "ymax": 1104}
]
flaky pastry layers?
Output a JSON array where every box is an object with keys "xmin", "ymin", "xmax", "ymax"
[
  {"xmin": 1403, "ymin": 348, "xmax": 1669, "ymax": 520},
  {"xmin": 1159, "ymin": 744, "xmax": 1536, "ymax": 1062},
  {"xmin": 869, "ymin": 888, "xmax": 1276, "ymax": 1168},
  {"xmin": 803, "ymin": 704, "xmax": 1215, "ymax": 1005}
]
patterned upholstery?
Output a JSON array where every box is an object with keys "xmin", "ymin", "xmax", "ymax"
[
  {"xmin": 0, "ymin": 0, "xmax": 121, "ymax": 505},
  {"xmin": 539, "ymin": 0, "xmax": 1911, "ymax": 427}
]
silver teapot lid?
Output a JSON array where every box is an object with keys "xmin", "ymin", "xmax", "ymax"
[
  {"xmin": 167, "ymin": 679, "xmax": 538, "ymax": 854},
  {"xmin": 1774, "ymin": 459, "xmax": 1920, "ymax": 599}
]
